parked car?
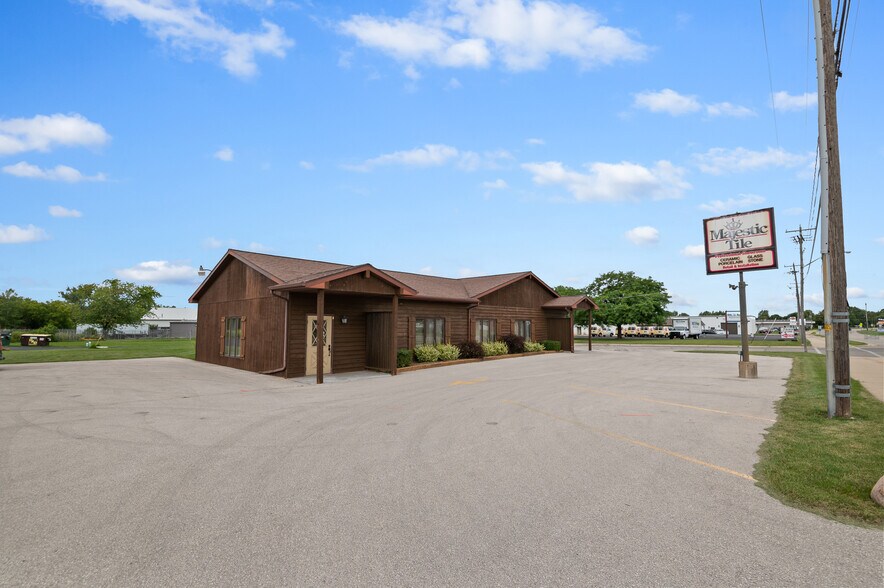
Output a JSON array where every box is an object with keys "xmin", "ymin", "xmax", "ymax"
[
  {"xmin": 638, "ymin": 325, "xmax": 653, "ymax": 337},
  {"xmin": 714, "ymin": 328, "xmax": 726, "ymax": 335},
  {"xmin": 702, "ymin": 327, "xmax": 717, "ymax": 335},
  {"xmin": 623, "ymin": 324, "xmax": 638, "ymax": 337}
]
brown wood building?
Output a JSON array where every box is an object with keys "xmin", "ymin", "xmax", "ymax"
[{"xmin": 189, "ymin": 250, "xmax": 597, "ymax": 383}]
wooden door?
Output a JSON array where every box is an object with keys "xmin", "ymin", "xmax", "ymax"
[{"xmin": 306, "ymin": 315, "xmax": 333, "ymax": 375}]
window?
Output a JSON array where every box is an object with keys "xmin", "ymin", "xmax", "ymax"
[
  {"xmin": 416, "ymin": 318, "xmax": 445, "ymax": 346},
  {"xmin": 514, "ymin": 319, "xmax": 531, "ymax": 340},
  {"xmin": 222, "ymin": 316, "xmax": 244, "ymax": 358},
  {"xmin": 475, "ymin": 319, "xmax": 496, "ymax": 343}
]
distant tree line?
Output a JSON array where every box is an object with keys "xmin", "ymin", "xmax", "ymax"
[
  {"xmin": 0, "ymin": 280, "xmax": 160, "ymax": 335},
  {"xmin": 757, "ymin": 307, "xmax": 881, "ymax": 327}
]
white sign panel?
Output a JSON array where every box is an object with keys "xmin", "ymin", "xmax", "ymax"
[{"xmin": 704, "ymin": 207, "xmax": 778, "ymax": 275}]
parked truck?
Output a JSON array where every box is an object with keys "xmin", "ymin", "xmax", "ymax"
[{"xmin": 669, "ymin": 316, "xmax": 703, "ymax": 339}]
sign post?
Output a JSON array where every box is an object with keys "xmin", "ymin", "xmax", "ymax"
[{"xmin": 704, "ymin": 207, "xmax": 778, "ymax": 379}]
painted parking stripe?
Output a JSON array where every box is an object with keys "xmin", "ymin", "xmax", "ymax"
[
  {"xmin": 504, "ymin": 400, "xmax": 756, "ymax": 482},
  {"xmin": 569, "ymin": 385, "xmax": 776, "ymax": 424}
]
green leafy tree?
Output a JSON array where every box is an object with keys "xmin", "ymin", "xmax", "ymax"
[
  {"xmin": 586, "ymin": 271, "xmax": 671, "ymax": 338},
  {"xmin": 554, "ymin": 285, "xmax": 591, "ymax": 326},
  {"xmin": 757, "ymin": 309, "xmax": 770, "ymax": 320},
  {"xmin": 60, "ymin": 279, "xmax": 160, "ymax": 334},
  {"xmin": 0, "ymin": 289, "xmax": 24, "ymax": 328}
]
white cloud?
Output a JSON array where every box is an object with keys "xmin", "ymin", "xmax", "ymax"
[
  {"xmin": 2, "ymin": 161, "xmax": 106, "ymax": 182},
  {"xmin": 299, "ymin": 160, "xmax": 315, "ymax": 170},
  {"xmin": 0, "ymin": 224, "xmax": 49, "ymax": 244},
  {"xmin": 458, "ymin": 267, "xmax": 479, "ymax": 277},
  {"xmin": 248, "ymin": 241, "xmax": 273, "ymax": 252},
  {"xmin": 522, "ymin": 159, "xmax": 690, "ymax": 202},
  {"xmin": 783, "ymin": 207, "xmax": 804, "ymax": 216},
  {"xmin": 669, "ymin": 293, "xmax": 697, "ymax": 307},
  {"xmin": 633, "ymin": 89, "xmax": 700, "ymax": 115},
  {"xmin": 806, "ymin": 292, "xmax": 824, "ymax": 306},
  {"xmin": 85, "ymin": 0, "xmax": 293, "ymax": 78},
  {"xmin": 403, "ymin": 63, "xmax": 422, "ymax": 80},
  {"xmin": 116, "ymin": 260, "xmax": 197, "ymax": 284},
  {"xmin": 0, "ymin": 113, "xmax": 110, "ymax": 156},
  {"xmin": 874, "ymin": 236, "xmax": 884, "ymax": 245},
  {"xmin": 680, "ymin": 244, "xmax": 705, "ymax": 258},
  {"xmin": 633, "ymin": 89, "xmax": 754, "ymax": 118},
  {"xmin": 625, "ymin": 225, "xmax": 659, "ymax": 245},
  {"xmin": 705, "ymin": 102, "xmax": 755, "ymax": 118},
  {"xmin": 204, "ymin": 237, "xmax": 224, "ymax": 248},
  {"xmin": 692, "ymin": 147, "xmax": 812, "ymax": 175},
  {"xmin": 526, "ymin": 137, "xmax": 545, "ymax": 145},
  {"xmin": 445, "ymin": 77, "xmax": 462, "ymax": 90},
  {"xmin": 698, "ymin": 193, "xmax": 765, "ymax": 214},
  {"xmin": 339, "ymin": 0, "xmax": 647, "ymax": 73},
  {"xmin": 481, "ymin": 178, "xmax": 508, "ymax": 189},
  {"xmin": 419, "ymin": 265, "xmax": 433, "ymax": 274},
  {"xmin": 346, "ymin": 144, "xmax": 511, "ymax": 172},
  {"xmin": 48, "ymin": 205, "xmax": 83, "ymax": 218},
  {"xmin": 772, "ymin": 91, "xmax": 817, "ymax": 111},
  {"xmin": 214, "ymin": 146, "xmax": 234, "ymax": 161},
  {"xmin": 846, "ymin": 287, "xmax": 866, "ymax": 299}
]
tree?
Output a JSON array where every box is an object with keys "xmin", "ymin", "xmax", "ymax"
[
  {"xmin": 699, "ymin": 310, "xmax": 726, "ymax": 316},
  {"xmin": 0, "ymin": 289, "xmax": 24, "ymax": 328},
  {"xmin": 554, "ymin": 285, "xmax": 590, "ymax": 326},
  {"xmin": 757, "ymin": 309, "xmax": 770, "ymax": 320},
  {"xmin": 586, "ymin": 271, "xmax": 671, "ymax": 338},
  {"xmin": 60, "ymin": 279, "xmax": 160, "ymax": 334}
]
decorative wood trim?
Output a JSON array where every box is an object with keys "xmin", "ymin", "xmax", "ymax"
[
  {"xmin": 219, "ymin": 316, "xmax": 225, "ymax": 356},
  {"xmin": 240, "ymin": 316, "xmax": 247, "ymax": 358}
]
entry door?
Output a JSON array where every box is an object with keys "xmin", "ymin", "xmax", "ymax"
[{"xmin": 306, "ymin": 315, "xmax": 333, "ymax": 375}]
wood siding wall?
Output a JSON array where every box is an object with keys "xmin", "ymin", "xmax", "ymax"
[
  {"xmin": 547, "ymin": 318, "xmax": 573, "ymax": 351},
  {"xmin": 478, "ymin": 277, "xmax": 557, "ymax": 308},
  {"xmin": 195, "ymin": 260, "xmax": 286, "ymax": 373},
  {"xmin": 365, "ymin": 312, "xmax": 393, "ymax": 371}
]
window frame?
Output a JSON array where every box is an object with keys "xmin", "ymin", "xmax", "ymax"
[
  {"xmin": 222, "ymin": 315, "xmax": 245, "ymax": 358},
  {"xmin": 475, "ymin": 318, "xmax": 497, "ymax": 343},
  {"xmin": 416, "ymin": 317, "xmax": 445, "ymax": 347},
  {"xmin": 514, "ymin": 319, "xmax": 532, "ymax": 341}
]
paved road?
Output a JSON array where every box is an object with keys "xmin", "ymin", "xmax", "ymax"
[{"xmin": 1, "ymin": 351, "xmax": 880, "ymax": 586}]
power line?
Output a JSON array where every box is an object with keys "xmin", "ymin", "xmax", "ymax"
[{"xmin": 758, "ymin": 0, "xmax": 780, "ymax": 147}]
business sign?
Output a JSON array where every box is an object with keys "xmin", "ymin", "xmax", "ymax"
[
  {"xmin": 704, "ymin": 207, "xmax": 778, "ymax": 275},
  {"xmin": 726, "ymin": 311, "xmax": 741, "ymax": 322}
]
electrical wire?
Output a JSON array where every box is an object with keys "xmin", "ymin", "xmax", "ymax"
[{"xmin": 758, "ymin": 0, "xmax": 780, "ymax": 147}]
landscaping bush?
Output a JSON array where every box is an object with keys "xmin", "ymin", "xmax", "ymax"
[
  {"xmin": 436, "ymin": 343, "xmax": 460, "ymax": 361},
  {"xmin": 542, "ymin": 340, "xmax": 562, "ymax": 351},
  {"xmin": 501, "ymin": 333, "xmax": 525, "ymax": 354},
  {"xmin": 482, "ymin": 341, "xmax": 508, "ymax": 357},
  {"xmin": 414, "ymin": 344, "xmax": 441, "ymax": 363},
  {"xmin": 397, "ymin": 348, "xmax": 413, "ymax": 368},
  {"xmin": 457, "ymin": 340, "xmax": 485, "ymax": 359},
  {"xmin": 524, "ymin": 341, "xmax": 545, "ymax": 352}
]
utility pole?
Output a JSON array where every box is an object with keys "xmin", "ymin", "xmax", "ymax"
[
  {"xmin": 788, "ymin": 264, "xmax": 806, "ymax": 352},
  {"xmin": 786, "ymin": 226, "xmax": 811, "ymax": 352},
  {"xmin": 813, "ymin": 0, "xmax": 850, "ymax": 417}
]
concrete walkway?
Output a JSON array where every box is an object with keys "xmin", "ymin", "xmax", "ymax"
[{"xmin": 807, "ymin": 332, "xmax": 883, "ymax": 402}]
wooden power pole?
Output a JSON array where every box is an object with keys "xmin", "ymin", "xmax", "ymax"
[{"xmin": 813, "ymin": 0, "xmax": 851, "ymax": 417}]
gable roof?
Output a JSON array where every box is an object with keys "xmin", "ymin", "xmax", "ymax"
[
  {"xmin": 542, "ymin": 295, "xmax": 599, "ymax": 310},
  {"xmin": 190, "ymin": 249, "xmax": 583, "ymax": 306}
]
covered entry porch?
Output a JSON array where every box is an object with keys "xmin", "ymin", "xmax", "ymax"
[{"xmin": 270, "ymin": 264, "xmax": 417, "ymax": 384}]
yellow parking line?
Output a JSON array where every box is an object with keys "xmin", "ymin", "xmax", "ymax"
[
  {"xmin": 450, "ymin": 377, "xmax": 489, "ymax": 386},
  {"xmin": 569, "ymin": 386, "xmax": 776, "ymax": 423},
  {"xmin": 503, "ymin": 400, "xmax": 756, "ymax": 482}
]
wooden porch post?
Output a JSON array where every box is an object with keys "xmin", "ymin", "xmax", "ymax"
[
  {"xmin": 316, "ymin": 289, "xmax": 324, "ymax": 385},
  {"xmin": 588, "ymin": 308, "xmax": 593, "ymax": 351},
  {"xmin": 569, "ymin": 311, "xmax": 575, "ymax": 353},
  {"xmin": 391, "ymin": 293, "xmax": 399, "ymax": 375}
]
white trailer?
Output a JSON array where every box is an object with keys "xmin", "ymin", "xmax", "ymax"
[{"xmin": 670, "ymin": 316, "xmax": 703, "ymax": 339}]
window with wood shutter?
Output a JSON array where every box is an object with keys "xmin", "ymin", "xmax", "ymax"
[
  {"xmin": 222, "ymin": 316, "xmax": 244, "ymax": 358},
  {"xmin": 475, "ymin": 319, "xmax": 496, "ymax": 343},
  {"xmin": 514, "ymin": 319, "xmax": 532, "ymax": 341}
]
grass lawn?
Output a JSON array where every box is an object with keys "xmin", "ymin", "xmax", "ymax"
[
  {"xmin": 1, "ymin": 338, "xmax": 195, "ymax": 365},
  {"xmin": 694, "ymin": 350, "xmax": 884, "ymax": 527},
  {"xmin": 578, "ymin": 336, "xmax": 803, "ymax": 347},
  {"xmin": 856, "ymin": 329, "xmax": 883, "ymax": 337}
]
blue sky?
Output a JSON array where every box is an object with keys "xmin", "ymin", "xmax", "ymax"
[{"xmin": 2, "ymin": 0, "xmax": 881, "ymax": 317}]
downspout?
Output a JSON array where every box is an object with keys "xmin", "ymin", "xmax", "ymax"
[
  {"xmin": 262, "ymin": 290, "xmax": 290, "ymax": 375},
  {"xmin": 466, "ymin": 303, "xmax": 479, "ymax": 341}
]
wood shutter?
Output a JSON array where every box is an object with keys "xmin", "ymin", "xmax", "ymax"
[
  {"xmin": 240, "ymin": 317, "xmax": 247, "ymax": 358},
  {"xmin": 219, "ymin": 316, "xmax": 226, "ymax": 356}
]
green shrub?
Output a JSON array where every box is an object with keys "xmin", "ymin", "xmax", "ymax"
[
  {"xmin": 482, "ymin": 341, "xmax": 508, "ymax": 357},
  {"xmin": 542, "ymin": 340, "xmax": 562, "ymax": 351},
  {"xmin": 524, "ymin": 341, "xmax": 545, "ymax": 352},
  {"xmin": 9, "ymin": 330, "xmax": 26, "ymax": 345},
  {"xmin": 457, "ymin": 340, "xmax": 485, "ymax": 359},
  {"xmin": 414, "ymin": 345, "xmax": 441, "ymax": 363},
  {"xmin": 436, "ymin": 343, "xmax": 460, "ymax": 361},
  {"xmin": 501, "ymin": 333, "xmax": 525, "ymax": 354},
  {"xmin": 83, "ymin": 326, "xmax": 99, "ymax": 337},
  {"xmin": 397, "ymin": 348, "xmax": 413, "ymax": 368},
  {"xmin": 37, "ymin": 323, "xmax": 58, "ymax": 337}
]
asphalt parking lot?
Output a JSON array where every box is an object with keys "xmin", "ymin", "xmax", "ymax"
[{"xmin": 1, "ymin": 350, "xmax": 881, "ymax": 586}]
